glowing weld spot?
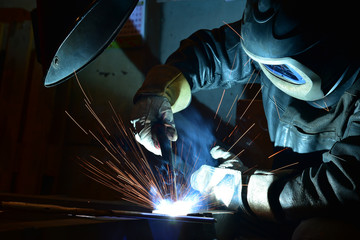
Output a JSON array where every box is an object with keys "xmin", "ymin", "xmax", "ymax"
[{"xmin": 152, "ymin": 197, "xmax": 199, "ymax": 217}]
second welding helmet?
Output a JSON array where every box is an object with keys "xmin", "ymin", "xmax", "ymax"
[{"xmin": 240, "ymin": 0, "xmax": 359, "ymax": 103}]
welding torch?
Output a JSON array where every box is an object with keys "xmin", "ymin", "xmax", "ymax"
[{"xmin": 154, "ymin": 123, "xmax": 178, "ymax": 200}]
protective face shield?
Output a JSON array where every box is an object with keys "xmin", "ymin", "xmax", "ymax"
[
  {"xmin": 242, "ymin": 46, "xmax": 323, "ymax": 101},
  {"xmin": 240, "ymin": 0, "xmax": 359, "ymax": 103}
]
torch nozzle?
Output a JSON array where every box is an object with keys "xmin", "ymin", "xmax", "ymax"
[{"xmin": 155, "ymin": 123, "xmax": 178, "ymax": 200}]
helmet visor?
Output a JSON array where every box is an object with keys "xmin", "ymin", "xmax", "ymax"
[
  {"xmin": 263, "ymin": 64, "xmax": 306, "ymax": 85},
  {"xmin": 242, "ymin": 44, "xmax": 324, "ymax": 101}
]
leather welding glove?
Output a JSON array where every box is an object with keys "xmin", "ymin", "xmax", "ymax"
[
  {"xmin": 190, "ymin": 147, "xmax": 249, "ymax": 210},
  {"xmin": 210, "ymin": 145, "xmax": 248, "ymax": 172},
  {"xmin": 192, "ymin": 146, "xmax": 292, "ymax": 220},
  {"xmin": 131, "ymin": 65, "xmax": 191, "ymax": 155},
  {"xmin": 190, "ymin": 164, "xmax": 244, "ymax": 210},
  {"xmin": 246, "ymin": 169, "xmax": 292, "ymax": 221},
  {"xmin": 191, "ymin": 164, "xmax": 290, "ymax": 220}
]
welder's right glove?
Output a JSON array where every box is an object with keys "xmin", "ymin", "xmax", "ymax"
[
  {"xmin": 131, "ymin": 65, "xmax": 191, "ymax": 155},
  {"xmin": 131, "ymin": 96, "xmax": 176, "ymax": 156}
]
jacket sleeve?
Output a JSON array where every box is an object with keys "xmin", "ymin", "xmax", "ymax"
[
  {"xmin": 165, "ymin": 21, "xmax": 256, "ymax": 92},
  {"xmin": 246, "ymin": 107, "xmax": 360, "ymax": 222},
  {"xmin": 278, "ymin": 134, "xmax": 360, "ymax": 221}
]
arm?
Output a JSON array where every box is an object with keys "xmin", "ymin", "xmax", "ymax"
[
  {"xmin": 135, "ymin": 20, "xmax": 256, "ymax": 104},
  {"xmin": 131, "ymin": 21, "xmax": 257, "ymax": 155},
  {"xmin": 278, "ymin": 135, "xmax": 360, "ymax": 220},
  {"xmin": 246, "ymin": 110, "xmax": 360, "ymax": 222},
  {"xmin": 166, "ymin": 20, "xmax": 255, "ymax": 93}
]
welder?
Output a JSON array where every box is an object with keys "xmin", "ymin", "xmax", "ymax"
[{"xmin": 131, "ymin": 0, "xmax": 360, "ymax": 238}]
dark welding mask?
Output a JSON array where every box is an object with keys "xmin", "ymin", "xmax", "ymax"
[{"xmin": 240, "ymin": 0, "xmax": 360, "ymax": 103}]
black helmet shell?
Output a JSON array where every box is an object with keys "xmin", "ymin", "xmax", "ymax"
[{"xmin": 241, "ymin": 0, "xmax": 334, "ymax": 58}]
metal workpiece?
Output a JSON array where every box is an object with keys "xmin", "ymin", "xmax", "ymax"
[
  {"xmin": 0, "ymin": 194, "xmax": 224, "ymax": 239},
  {"xmin": 1, "ymin": 200, "xmax": 216, "ymax": 224},
  {"xmin": 0, "ymin": 194, "xmax": 295, "ymax": 239}
]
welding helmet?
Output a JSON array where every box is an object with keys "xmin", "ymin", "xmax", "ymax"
[{"xmin": 240, "ymin": 0, "xmax": 360, "ymax": 103}]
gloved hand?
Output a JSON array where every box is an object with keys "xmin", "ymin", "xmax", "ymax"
[
  {"xmin": 191, "ymin": 147, "xmax": 292, "ymax": 221},
  {"xmin": 210, "ymin": 145, "xmax": 248, "ymax": 172},
  {"xmin": 131, "ymin": 96, "xmax": 177, "ymax": 156},
  {"xmin": 130, "ymin": 65, "xmax": 191, "ymax": 156},
  {"xmin": 190, "ymin": 164, "xmax": 243, "ymax": 209},
  {"xmin": 190, "ymin": 146, "xmax": 250, "ymax": 211}
]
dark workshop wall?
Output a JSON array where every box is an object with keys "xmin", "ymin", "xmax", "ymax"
[
  {"xmin": 0, "ymin": 4, "xmax": 72, "ymax": 194},
  {"xmin": 160, "ymin": 0, "xmax": 247, "ymax": 126}
]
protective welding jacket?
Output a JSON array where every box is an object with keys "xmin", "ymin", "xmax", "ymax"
[{"xmin": 164, "ymin": 21, "xmax": 360, "ymax": 221}]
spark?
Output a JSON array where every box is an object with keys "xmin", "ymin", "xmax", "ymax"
[
  {"xmin": 239, "ymin": 85, "xmax": 263, "ymax": 120},
  {"xmin": 90, "ymin": 155, "xmax": 104, "ymax": 165},
  {"xmin": 85, "ymin": 101, "xmax": 111, "ymax": 136},
  {"xmin": 249, "ymin": 70, "xmax": 260, "ymax": 89},
  {"xmin": 312, "ymin": 100, "xmax": 330, "ymax": 112},
  {"xmin": 74, "ymin": 71, "xmax": 91, "ymax": 104},
  {"xmin": 88, "ymin": 130, "xmax": 111, "ymax": 155},
  {"xmin": 213, "ymin": 29, "xmax": 240, "ymax": 121},
  {"xmin": 216, "ymin": 117, "xmax": 223, "ymax": 132},
  {"xmin": 225, "ymin": 114, "xmax": 232, "ymax": 126},
  {"xmin": 70, "ymin": 71, "xmax": 268, "ymax": 217},
  {"xmin": 271, "ymin": 162, "xmax": 299, "ymax": 173},
  {"xmin": 247, "ymin": 132, "xmax": 261, "ymax": 147},
  {"xmin": 223, "ymin": 21, "xmax": 244, "ymax": 40},
  {"xmin": 226, "ymin": 94, "xmax": 239, "ymax": 119},
  {"xmin": 229, "ymin": 53, "xmax": 238, "ymax": 78},
  {"xmin": 272, "ymin": 96, "xmax": 281, "ymax": 120},
  {"xmin": 65, "ymin": 110, "xmax": 88, "ymax": 135},
  {"xmin": 222, "ymin": 118, "xmax": 236, "ymax": 142},
  {"xmin": 323, "ymin": 100, "xmax": 329, "ymax": 111},
  {"xmin": 228, "ymin": 125, "xmax": 238, "ymax": 138},
  {"xmin": 268, "ymin": 147, "xmax": 289, "ymax": 159},
  {"xmin": 238, "ymin": 69, "xmax": 255, "ymax": 101},
  {"xmin": 68, "ymin": 80, "xmax": 210, "ymax": 216},
  {"xmin": 214, "ymin": 89, "xmax": 226, "ymax": 119},
  {"xmin": 228, "ymin": 123, "xmax": 255, "ymax": 152},
  {"xmin": 243, "ymin": 58, "xmax": 251, "ymax": 67},
  {"xmin": 233, "ymin": 149, "xmax": 245, "ymax": 159}
]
